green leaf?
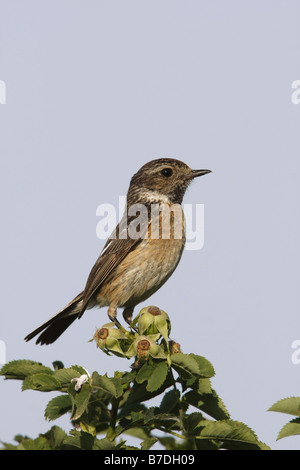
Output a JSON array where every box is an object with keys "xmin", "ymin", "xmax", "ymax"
[
  {"xmin": 53, "ymin": 367, "xmax": 82, "ymax": 389},
  {"xmin": 21, "ymin": 436, "xmax": 51, "ymax": 450},
  {"xmin": 145, "ymin": 411, "xmax": 178, "ymax": 430},
  {"xmin": 72, "ymin": 383, "xmax": 90, "ymax": 420},
  {"xmin": 140, "ymin": 437, "xmax": 158, "ymax": 450},
  {"xmin": 182, "ymin": 389, "xmax": 230, "ymax": 420},
  {"xmin": 63, "ymin": 431, "xmax": 95, "ymax": 450},
  {"xmin": 119, "ymin": 426, "xmax": 149, "ymax": 441},
  {"xmin": 92, "ymin": 372, "xmax": 123, "ymax": 399},
  {"xmin": 171, "ymin": 353, "xmax": 200, "ymax": 378},
  {"xmin": 45, "ymin": 395, "xmax": 72, "ymax": 421},
  {"xmin": 195, "ymin": 439, "xmax": 222, "ymax": 451},
  {"xmin": 71, "ymin": 365, "xmax": 90, "ymax": 375},
  {"xmin": 93, "ymin": 437, "xmax": 119, "ymax": 450},
  {"xmin": 43, "ymin": 426, "xmax": 68, "ymax": 449},
  {"xmin": 135, "ymin": 361, "xmax": 168, "ymax": 393},
  {"xmin": 184, "ymin": 412, "xmax": 205, "ymax": 433},
  {"xmin": 197, "ymin": 420, "xmax": 267, "ymax": 450},
  {"xmin": 0, "ymin": 360, "xmax": 53, "ymax": 380},
  {"xmin": 123, "ymin": 371, "xmax": 173, "ymax": 406},
  {"xmin": 136, "ymin": 363, "xmax": 155, "ymax": 384},
  {"xmin": 144, "ymin": 407, "xmax": 155, "ymax": 423},
  {"xmin": 114, "ymin": 410, "xmax": 145, "ymax": 437},
  {"xmin": 117, "ymin": 402, "xmax": 147, "ymax": 420},
  {"xmin": 159, "ymin": 389, "xmax": 180, "ymax": 413},
  {"xmin": 268, "ymin": 397, "xmax": 300, "ymax": 417},
  {"xmin": 195, "ymin": 378, "xmax": 212, "ymax": 394},
  {"xmin": 147, "ymin": 361, "xmax": 168, "ymax": 393},
  {"xmin": 189, "ymin": 354, "xmax": 215, "ymax": 378},
  {"xmin": 171, "ymin": 353, "xmax": 215, "ymax": 379},
  {"xmin": 277, "ymin": 418, "xmax": 300, "ymax": 440},
  {"xmin": 22, "ymin": 373, "xmax": 61, "ymax": 392},
  {"xmin": 156, "ymin": 436, "xmax": 179, "ymax": 450}
]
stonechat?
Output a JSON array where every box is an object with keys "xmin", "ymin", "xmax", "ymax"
[{"xmin": 25, "ymin": 158, "xmax": 211, "ymax": 345}]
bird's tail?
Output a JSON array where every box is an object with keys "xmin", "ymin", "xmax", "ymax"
[{"xmin": 24, "ymin": 292, "xmax": 85, "ymax": 345}]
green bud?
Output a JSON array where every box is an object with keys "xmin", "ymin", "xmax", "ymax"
[
  {"xmin": 93, "ymin": 322, "xmax": 131, "ymax": 357},
  {"xmin": 137, "ymin": 306, "xmax": 171, "ymax": 342}
]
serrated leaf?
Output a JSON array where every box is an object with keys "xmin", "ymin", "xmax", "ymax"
[
  {"xmin": 156, "ymin": 436, "xmax": 177, "ymax": 450},
  {"xmin": 93, "ymin": 437, "xmax": 118, "ymax": 450},
  {"xmin": 182, "ymin": 389, "xmax": 230, "ymax": 420},
  {"xmin": 70, "ymin": 365, "xmax": 89, "ymax": 375},
  {"xmin": 159, "ymin": 389, "xmax": 180, "ymax": 413},
  {"xmin": 136, "ymin": 363, "xmax": 155, "ymax": 384},
  {"xmin": 21, "ymin": 436, "xmax": 51, "ymax": 450},
  {"xmin": 22, "ymin": 373, "xmax": 61, "ymax": 392},
  {"xmin": 53, "ymin": 367, "xmax": 82, "ymax": 388},
  {"xmin": 195, "ymin": 439, "xmax": 222, "ymax": 451},
  {"xmin": 145, "ymin": 411, "xmax": 178, "ymax": 429},
  {"xmin": 43, "ymin": 426, "xmax": 68, "ymax": 449},
  {"xmin": 189, "ymin": 354, "xmax": 215, "ymax": 378},
  {"xmin": 135, "ymin": 361, "xmax": 169, "ymax": 393},
  {"xmin": 140, "ymin": 437, "xmax": 158, "ymax": 450},
  {"xmin": 171, "ymin": 353, "xmax": 200, "ymax": 378},
  {"xmin": 63, "ymin": 431, "xmax": 95, "ymax": 450},
  {"xmin": 196, "ymin": 378, "xmax": 212, "ymax": 394},
  {"xmin": 147, "ymin": 361, "xmax": 168, "ymax": 392},
  {"xmin": 197, "ymin": 420, "xmax": 265, "ymax": 450},
  {"xmin": 92, "ymin": 372, "xmax": 123, "ymax": 398},
  {"xmin": 119, "ymin": 426, "xmax": 149, "ymax": 441},
  {"xmin": 171, "ymin": 353, "xmax": 215, "ymax": 380},
  {"xmin": 184, "ymin": 412, "xmax": 205, "ymax": 433},
  {"xmin": 144, "ymin": 407, "xmax": 155, "ymax": 423},
  {"xmin": 118, "ymin": 444, "xmax": 139, "ymax": 450},
  {"xmin": 117, "ymin": 402, "xmax": 147, "ymax": 420},
  {"xmin": 129, "ymin": 410, "xmax": 145, "ymax": 426},
  {"xmin": 277, "ymin": 418, "xmax": 300, "ymax": 440},
  {"xmin": 72, "ymin": 383, "xmax": 90, "ymax": 420},
  {"xmin": 79, "ymin": 421, "xmax": 96, "ymax": 436},
  {"xmin": 0, "ymin": 360, "xmax": 53, "ymax": 380},
  {"xmin": 124, "ymin": 372, "xmax": 174, "ymax": 406},
  {"xmin": 268, "ymin": 397, "xmax": 300, "ymax": 417},
  {"xmin": 45, "ymin": 395, "xmax": 72, "ymax": 421}
]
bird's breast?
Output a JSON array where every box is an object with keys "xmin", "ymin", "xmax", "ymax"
[{"xmin": 97, "ymin": 206, "xmax": 185, "ymax": 307}]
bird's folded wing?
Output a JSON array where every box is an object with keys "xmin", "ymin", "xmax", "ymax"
[{"xmin": 79, "ymin": 212, "xmax": 150, "ymax": 316}]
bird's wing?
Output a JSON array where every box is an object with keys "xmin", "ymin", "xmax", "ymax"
[{"xmin": 79, "ymin": 211, "xmax": 149, "ymax": 316}]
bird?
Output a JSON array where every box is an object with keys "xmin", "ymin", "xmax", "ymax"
[{"xmin": 24, "ymin": 158, "xmax": 211, "ymax": 345}]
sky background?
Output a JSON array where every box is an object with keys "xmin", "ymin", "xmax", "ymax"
[{"xmin": 1, "ymin": 0, "xmax": 300, "ymax": 450}]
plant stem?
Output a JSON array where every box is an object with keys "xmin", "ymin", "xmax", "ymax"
[{"xmin": 106, "ymin": 397, "xmax": 120, "ymax": 441}]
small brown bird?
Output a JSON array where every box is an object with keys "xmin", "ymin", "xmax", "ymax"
[{"xmin": 25, "ymin": 158, "xmax": 211, "ymax": 345}]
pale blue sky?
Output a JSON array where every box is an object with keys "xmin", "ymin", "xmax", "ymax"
[{"xmin": 1, "ymin": 0, "xmax": 300, "ymax": 449}]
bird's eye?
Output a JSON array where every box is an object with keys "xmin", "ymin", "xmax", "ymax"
[{"xmin": 161, "ymin": 168, "xmax": 173, "ymax": 177}]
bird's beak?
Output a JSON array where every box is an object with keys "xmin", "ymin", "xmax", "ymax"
[{"xmin": 189, "ymin": 169, "xmax": 212, "ymax": 179}]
